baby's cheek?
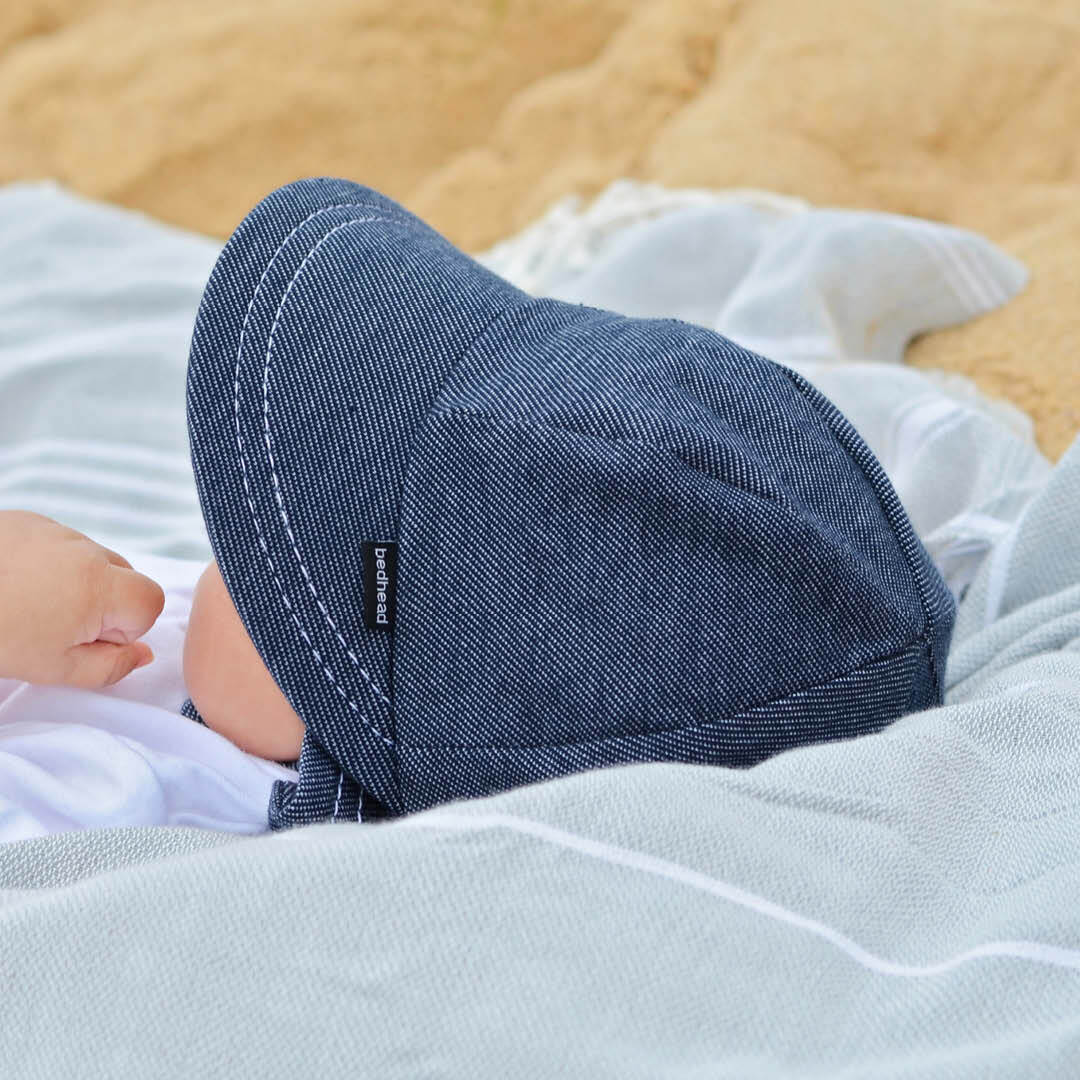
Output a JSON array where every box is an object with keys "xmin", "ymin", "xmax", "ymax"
[{"xmin": 183, "ymin": 563, "xmax": 305, "ymax": 762}]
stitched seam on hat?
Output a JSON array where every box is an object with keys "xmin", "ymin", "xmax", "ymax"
[
  {"xmin": 396, "ymin": 635, "xmax": 929, "ymax": 751},
  {"xmin": 263, "ymin": 218, "xmax": 395, "ymax": 712},
  {"xmin": 429, "ymin": 406, "xmax": 902, "ymax": 612},
  {"xmin": 331, "ymin": 771, "xmax": 345, "ymax": 820},
  {"xmin": 774, "ymin": 365, "xmax": 945, "ymax": 696},
  {"xmin": 221, "ymin": 196, "xmax": 415, "ymax": 260},
  {"xmin": 420, "ymin": 295, "xmax": 538, "ymax": 429},
  {"xmin": 430, "ymin": 405, "xmax": 795, "ymax": 514},
  {"xmin": 235, "ymin": 206, "xmax": 398, "ymax": 748}
]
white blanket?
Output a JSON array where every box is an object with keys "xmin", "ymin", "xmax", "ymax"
[{"xmin": 0, "ymin": 180, "xmax": 1050, "ymax": 842}]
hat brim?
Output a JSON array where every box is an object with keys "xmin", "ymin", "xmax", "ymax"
[{"xmin": 186, "ymin": 178, "xmax": 524, "ymax": 815}]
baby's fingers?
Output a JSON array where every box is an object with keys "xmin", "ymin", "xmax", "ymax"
[
  {"xmin": 63, "ymin": 640, "xmax": 154, "ymax": 690},
  {"xmin": 99, "ymin": 563, "xmax": 166, "ymax": 645},
  {"xmin": 99, "ymin": 546, "xmax": 133, "ymax": 571}
]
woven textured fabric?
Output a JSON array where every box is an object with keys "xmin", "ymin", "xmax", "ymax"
[
  {"xmin": 178, "ymin": 696, "xmax": 206, "ymax": 728},
  {"xmin": 185, "ymin": 177, "xmax": 954, "ymax": 829}
]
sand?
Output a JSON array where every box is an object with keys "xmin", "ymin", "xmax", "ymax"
[{"xmin": 0, "ymin": 0, "xmax": 1076, "ymax": 457}]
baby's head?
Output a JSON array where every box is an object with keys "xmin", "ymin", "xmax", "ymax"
[{"xmin": 183, "ymin": 561, "xmax": 305, "ymax": 761}]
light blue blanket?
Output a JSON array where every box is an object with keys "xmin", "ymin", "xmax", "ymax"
[
  {"xmin": 3, "ymin": 438, "xmax": 1080, "ymax": 1077},
  {"xmin": 1, "ymin": 182, "xmax": 1078, "ymax": 1077}
]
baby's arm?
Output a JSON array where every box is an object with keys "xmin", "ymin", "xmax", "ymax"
[{"xmin": 0, "ymin": 510, "xmax": 165, "ymax": 688}]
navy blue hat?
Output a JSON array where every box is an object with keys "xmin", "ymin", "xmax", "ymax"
[{"xmin": 186, "ymin": 177, "xmax": 954, "ymax": 829}]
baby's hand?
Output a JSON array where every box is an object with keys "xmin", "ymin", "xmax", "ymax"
[{"xmin": 0, "ymin": 510, "xmax": 165, "ymax": 688}]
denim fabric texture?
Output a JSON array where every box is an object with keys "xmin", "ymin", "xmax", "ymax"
[
  {"xmin": 185, "ymin": 177, "xmax": 955, "ymax": 830},
  {"xmin": 179, "ymin": 697, "xmax": 206, "ymax": 728}
]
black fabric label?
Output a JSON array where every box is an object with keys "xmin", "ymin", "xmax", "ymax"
[{"xmin": 362, "ymin": 541, "xmax": 398, "ymax": 631}]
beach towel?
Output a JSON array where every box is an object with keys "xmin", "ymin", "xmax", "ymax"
[{"xmin": 1, "ymin": 432, "xmax": 1078, "ymax": 1077}]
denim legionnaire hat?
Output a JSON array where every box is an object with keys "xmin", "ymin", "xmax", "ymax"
[{"xmin": 185, "ymin": 177, "xmax": 955, "ymax": 831}]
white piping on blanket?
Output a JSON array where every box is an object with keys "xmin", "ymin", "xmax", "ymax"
[{"xmin": 399, "ymin": 810, "xmax": 1080, "ymax": 978}]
